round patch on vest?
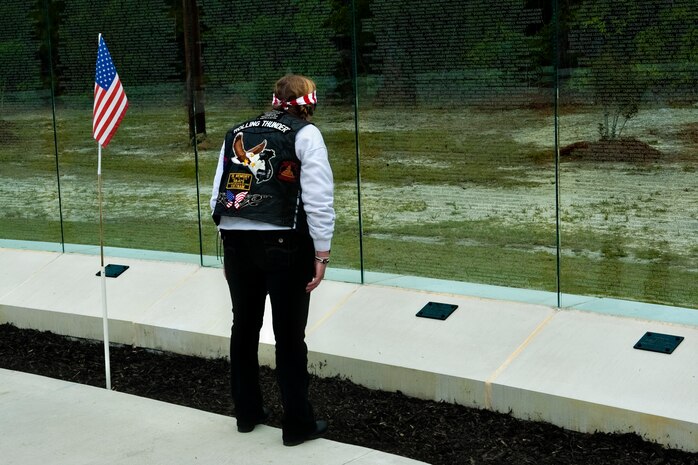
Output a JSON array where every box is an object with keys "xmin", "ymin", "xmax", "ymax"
[{"xmin": 277, "ymin": 161, "xmax": 299, "ymax": 182}]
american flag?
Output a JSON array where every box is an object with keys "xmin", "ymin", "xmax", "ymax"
[
  {"xmin": 93, "ymin": 34, "xmax": 128, "ymax": 147},
  {"xmin": 226, "ymin": 191, "xmax": 248, "ymax": 209}
]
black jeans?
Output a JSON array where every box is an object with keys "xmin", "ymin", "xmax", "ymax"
[{"xmin": 221, "ymin": 228, "xmax": 316, "ymax": 439}]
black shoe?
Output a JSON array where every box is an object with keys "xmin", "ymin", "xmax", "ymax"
[
  {"xmin": 282, "ymin": 420, "xmax": 328, "ymax": 447},
  {"xmin": 236, "ymin": 407, "xmax": 271, "ymax": 433}
]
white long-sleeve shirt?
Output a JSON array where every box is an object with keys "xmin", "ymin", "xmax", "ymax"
[{"xmin": 210, "ymin": 123, "xmax": 335, "ymax": 252}]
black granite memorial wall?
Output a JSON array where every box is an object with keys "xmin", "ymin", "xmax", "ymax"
[{"xmin": 0, "ymin": 0, "xmax": 695, "ymax": 309}]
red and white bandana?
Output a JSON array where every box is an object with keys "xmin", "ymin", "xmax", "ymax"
[{"xmin": 272, "ymin": 90, "xmax": 317, "ymax": 109}]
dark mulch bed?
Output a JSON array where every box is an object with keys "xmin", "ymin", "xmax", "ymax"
[
  {"xmin": 678, "ymin": 122, "xmax": 698, "ymax": 145},
  {"xmin": 560, "ymin": 138, "xmax": 663, "ymax": 162},
  {"xmin": 1, "ymin": 323, "xmax": 696, "ymax": 465}
]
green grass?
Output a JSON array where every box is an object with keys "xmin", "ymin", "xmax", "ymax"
[
  {"xmin": 559, "ymin": 256, "xmax": 698, "ymax": 308},
  {"xmin": 323, "ymin": 128, "xmax": 551, "ymax": 188},
  {"xmin": 1, "ymin": 217, "xmax": 204, "ymax": 255},
  {"xmin": 2, "ymin": 213, "xmax": 696, "ymax": 309},
  {"xmin": 1, "ymin": 103, "xmax": 696, "ymax": 310}
]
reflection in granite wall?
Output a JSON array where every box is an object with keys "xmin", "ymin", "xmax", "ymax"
[{"xmin": 0, "ymin": 0, "xmax": 695, "ymax": 309}]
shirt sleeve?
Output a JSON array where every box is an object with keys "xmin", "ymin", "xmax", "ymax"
[
  {"xmin": 295, "ymin": 124, "xmax": 335, "ymax": 252},
  {"xmin": 210, "ymin": 142, "xmax": 226, "ymax": 213}
]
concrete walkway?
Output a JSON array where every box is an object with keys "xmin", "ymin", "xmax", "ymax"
[
  {"xmin": 1, "ymin": 246, "xmax": 697, "ymax": 456},
  {"xmin": 0, "ymin": 369, "xmax": 426, "ymax": 465}
]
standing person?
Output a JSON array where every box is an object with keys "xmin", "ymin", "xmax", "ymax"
[{"xmin": 211, "ymin": 74, "xmax": 334, "ymax": 446}]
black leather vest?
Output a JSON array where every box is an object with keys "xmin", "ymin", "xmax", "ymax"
[{"xmin": 213, "ymin": 110, "xmax": 311, "ymax": 228}]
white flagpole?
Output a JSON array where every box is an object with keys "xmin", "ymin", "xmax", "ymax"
[{"xmin": 98, "ymin": 142, "xmax": 112, "ymax": 390}]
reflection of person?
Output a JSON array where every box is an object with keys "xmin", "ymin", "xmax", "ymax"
[{"xmin": 210, "ymin": 74, "xmax": 334, "ymax": 446}]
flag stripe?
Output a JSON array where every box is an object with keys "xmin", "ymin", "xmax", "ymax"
[
  {"xmin": 95, "ymin": 92, "xmax": 128, "ymax": 146},
  {"xmin": 93, "ymin": 78, "xmax": 126, "ymax": 143},
  {"xmin": 93, "ymin": 77, "xmax": 127, "ymax": 144},
  {"xmin": 93, "ymin": 78, "xmax": 122, "ymax": 130},
  {"xmin": 271, "ymin": 90, "xmax": 317, "ymax": 108}
]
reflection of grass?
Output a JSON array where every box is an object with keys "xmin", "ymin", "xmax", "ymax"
[
  {"xmin": 363, "ymin": 234, "xmax": 558, "ymax": 290},
  {"xmin": 4, "ymin": 106, "xmax": 551, "ymax": 189},
  {"xmin": 373, "ymin": 221, "xmax": 695, "ymax": 307},
  {"xmin": 323, "ymin": 129, "xmax": 359, "ymax": 183},
  {"xmin": 2, "ymin": 212, "xmax": 696, "ymax": 308},
  {"xmin": 373, "ymin": 219, "xmax": 555, "ymax": 247},
  {"xmin": 345, "ymin": 216, "xmax": 696, "ymax": 307},
  {"xmin": 1, "ymin": 104, "xmax": 696, "ymax": 309},
  {"xmin": 356, "ymin": 131, "xmax": 545, "ymax": 188},
  {"xmin": 560, "ymin": 255, "xmax": 697, "ymax": 308},
  {"xmin": 2, "ymin": 217, "xmax": 203, "ymax": 254},
  {"xmin": 320, "ymin": 108, "xmax": 552, "ymax": 188},
  {"xmin": 353, "ymin": 225, "xmax": 697, "ymax": 308}
]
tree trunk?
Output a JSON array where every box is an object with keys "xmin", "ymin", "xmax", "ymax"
[{"xmin": 182, "ymin": 0, "xmax": 206, "ymax": 142}]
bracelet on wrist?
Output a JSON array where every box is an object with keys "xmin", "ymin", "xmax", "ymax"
[{"xmin": 314, "ymin": 255, "xmax": 330, "ymax": 265}]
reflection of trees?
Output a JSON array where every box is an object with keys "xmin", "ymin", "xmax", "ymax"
[
  {"xmin": 33, "ymin": 0, "xmax": 64, "ymax": 95},
  {"xmin": 0, "ymin": 0, "xmax": 694, "ymax": 112},
  {"xmin": 567, "ymin": 0, "xmax": 697, "ymax": 140},
  {"xmin": 200, "ymin": 0, "xmax": 340, "ymax": 106},
  {"xmin": 364, "ymin": 0, "xmax": 548, "ymax": 106},
  {"xmin": 589, "ymin": 55, "xmax": 643, "ymax": 140},
  {"xmin": 325, "ymin": 0, "xmax": 373, "ymax": 103},
  {"xmin": 182, "ymin": 0, "xmax": 205, "ymax": 140},
  {"xmin": 0, "ymin": 0, "xmax": 54, "ymax": 95}
]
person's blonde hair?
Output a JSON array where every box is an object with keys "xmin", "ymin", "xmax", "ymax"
[{"xmin": 273, "ymin": 74, "xmax": 317, "ymax": 119}]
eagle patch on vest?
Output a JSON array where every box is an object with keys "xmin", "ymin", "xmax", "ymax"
[{"xmin": 230, "ymin": 132, "xmax": 276, "ymax": 183}]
